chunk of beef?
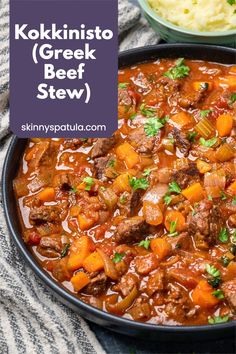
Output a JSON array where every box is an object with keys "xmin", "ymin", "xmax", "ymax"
[
  {"xmin": 117, "ymin": 190, "xmax": 143, "ymax": 216},
  {"xmin": 134, "ymin": 254, "xmax": 159, "ymax": 275},
  {"xmin": 168, "ymin": 232, "xmax": 190, "ymax": 251},
  {"xmin": 84, "ymin": 272, "xmax": 107, "ymax": 296},
  {"xmin": 222, "ymin": 279, "xmax": 236, "ymax": 313},
  {"xmin": 36, "ymin": 235, "xmax": 63, "ymax": 258},
  {"xmin": 52, "ymin": 258, "xmax": 71, "ymax": 281},
  {"xmin": 172, "ymin": 128, "xmax": 191, "ymax": 157},
  {"xmin": 53, "ymin": 173, "xmax": 74, "ymax": 190},
  {"xmin": 30, "ymin": 205, "xmax": 61, "ymax": 224},
  {"xmin": 178, "ymin": 90, "xmax": 205, "ymax": 109},
  {"xmin": 129, "ymin": 299, "xmax": 151, "ymax": 321},
  {"xmin": 146, "ymin": 270, "xmax": 165, "ymax": 296},
  {"xmin": 91, "ymin": 136, "xmax": 116, "ymax": 159},
  {"xmin": 156, "ymin": 77, "xmax": 181, "ymax": 95},
  {"xmin": 114, "ymin": 216, "xmax": 149, "ymax": 244},
  {"xmin": 94, "ymin": 156, "xmax": 117, "ymax": 181},
  {"xmin": 172, "ymin": 162, "xmax": 199, "ymax": 189},
  {"xmin": 113, "ymin": 273, "xmax": 139, "ymax": 297},
  {"xmin": 132, "ymin": 72, "xmax": 152, "ymax": 95},
  {"xmin": 165, "ymin": 283, "xmax": 197, "ymax": 321},
  {"xmin": 187, "ymin": 200, "xmax": 223, "ymax": 249},
  {"xmin": 128, "ymin": 127, "xmax": 156, "ymax": 154},
  {"xmin": 63, "ymin": 139, "xmax": 83, "ymax": 150}
]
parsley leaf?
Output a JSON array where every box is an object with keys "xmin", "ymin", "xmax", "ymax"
[
  {"xmin": 220, "ymin": 191, "xmax": 228, "ymax": 201},
  {"xmin": 168, "ymin": 181, "xmax": 182, "ymax": 194},
  {"xmin": 118, "ymin": 82, "xmax": 129, "ymax": 89},
  {"xmin": 70, "ymin": 186, "xmax": 77, "ymax": 193},
  {"xmin": 61, "ymin": 243, "xmax": 71, "ymax": 258},
  {"xmin": 205, "ymin": 264, "xmax": 221, "ymax": 278},
  {"xmin": 212, "ymin": 289, "xmax": 224, "ymax": 299},
  {"xmin": 138, "ymin": 239, "xmax": 150, "ymax": 250},
  {"xmin": 107, "ymin": 159, "xmax": 116, "ymax": 167},
  {"xmin": 199, "ymin": 137, "xmax": 217, "ymax": 147},
  {"xmin": 164, "ymin": 194, "xmax": 172, "ymax": 205},
  {"xmin": 163, "ymin": 58, "xmax": 190, "ymax": 80},
  {"xmin": 144, "ymin": 118, "xmax": 164, "ymax": 137},
  {"xmin": 208, "ymin": 315, "xmax": 229, "ymax": 324},
  {"xmin": 232, "ymin": 196, "xmax": 236, "ymax": 205},
  {"xmin": 227, "ymin": 0, "xmax": 236, "ymax": 5},
  {"xmin": 219, "ymin": 227, "xmax": 229, "ymax": 243},
  {"xmin": 83, "ymin": 176, "xmax": 94, "ymax": 191},
  {"xmin": 187, "ymin": 131, "xmax": 197, "ymax": 142},
  {"xmin": 219, "ymin": 255, "xmax": 231, "ymax": 267},
  {"xmin": 230, "ymin": 92, "xmax": 236, "ymax": 103},
  {"xmin": 140, "ymin": 104, "xmax": 156, "ymax": 117},
  {"xmin": 112, "ymin": 252, "xmax": 125, "ymax": 263},
  {"xmin": 208, "ymin": 195, "xmax": 213, "ymax": 201},
  {"xmin": 143, "ymin": 168, "xmax": 151, "ymax": 177},
  {"xmin": 168, "ymin": 220, "xmax": 178, "ymax": 237},
  {"xmin": 129, "ymin": 177, "xmax": 149, "ymax": 191},
  {"xmin": 129, "ymin": 113, "xmax": 137, "ymax": 121},
  {"xmin": 200, "ymin": 109, "xmax": 212, "ymax": 118},
  {"xmin": 119, "ymin": 194, "xmax": 128, "ymax": 204}
]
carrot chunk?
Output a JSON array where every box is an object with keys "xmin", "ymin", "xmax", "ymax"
[
  {"xmin": 192, "ymin": 81, "xmax": 213, "ymax": 91},
  {"xmin": 216, "ymin": 114, "xmax": 233, "ymax": 137},
  {"xmin": 170, "ymin": 112, "xmax": 194, "ymax": 128},
  {"xmin": 71, "ymin": 272, "xmax": 90, "ymax": 292},
  {"xmin": 150, "ymin": 238, "xmax": 172, "ymax": 260},
  {"xmin": 112, "ymin": 173, "xmax": 131, "ymax": 193},
  {"xmin": 143, "ymin": 201, "xmax": 163, "ymax": 226},
  {"xmin": 83, "ymin": 251, "xmax": 104, "ymax": 273},
  {"xmin": 78, "ymin": 214, "xmax": 96, "ymax": 231},
  {"xmin": 164, "ymin": 210, "xmax": 186, "ymax": 232},
  {"xmin": 67, "ymin": 236, "xmax": 91, "ymax": 271},
  {"xmin": 182, "ymin": 182, "xmax": 205, "ymax": 203},
  {"xmin": 37, "ymin": 187, "xmax": 55, "ymax": 202},
  {"xmin": 192, "ymin": 280, "xmax": 219, "ymax": 308},
  {"xmin": 116, "ymin": 142, "xmax": 140, "ymax": 168},
  {"xmin": 227, "ymin": 181, "xmax": 236, "ymax": 196}
]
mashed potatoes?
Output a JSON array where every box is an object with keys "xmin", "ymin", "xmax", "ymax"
[{"xmin": 148, "ymin": 0, "xmax": 236, "ymax": 32}]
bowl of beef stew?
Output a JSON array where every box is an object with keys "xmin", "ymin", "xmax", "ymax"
[{"xmin": 2, "ymin": 44, "xmax": 236, "ymax": 339}]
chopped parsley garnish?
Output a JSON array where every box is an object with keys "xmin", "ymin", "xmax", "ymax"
[
  {"xmin": 138, "ymin": 239, "xmax": 150, "ymax": 250},
  {"xmin": 163, "ymin": 58, "xmax": 190, "ymax": 80},
  {"xmin": 219, "ymin": 255, "xmax": 231, "ymax": 267},
  {"xmin": 169, "ymin": 220, "xmax": 177, "ymax": 235},
  {"xmin": 208, "ymin": 195, "xmax": 213, "ymax": 201},
  {"xmin": 230, "ymin": 93, "xmax": 236, "ymax": 103},
  {"xmin": 205, "ymin": 264, "xmax": 221, "ymax": 278},
  {"xmin": 232, "ymin": 229, "xmax": 236, "ymax": 242},
  {"xmin": 119, "ymin": 195, "xmax": 127, "ymax": 204},
  {"xmin": 200, "ymin": 82, "xmax": 209, "ymax": 90},
  {"xmin": 168, "ymin": 181, "xmax": 182, "ymax": 194},
  {"xmin": 227, "ymin": 0, "xmax": 236, "ymax": 5},
  {"xmin": 107, "ymin": 159, "xmax": 116, "ymax": 167},
  {"xmin": 219, "ymin": 227, "xmax": 229, "ymax": 243},
  {"xmin": 118, "ymin": 82, "xmax": 129, "ymax": 89},
  {"xmin": 140, "ymin": 104, "xmax": 156, "ymax": 117},
  {"xmin": 200, "ymin": 109, "xmax": 212, "ymax": 118},
  {"xmin": 143, "ymin": 168, "xmax": 151, "ymax": 177},
  {"xmin": 129, "ymin": 177, "xmax": 149, "ymax": 191},
  {"xmin": 212, "ymin": 289, "xmax": 224, "ymax": 299},
  {"xmin": 208, "ymin": 315, "xmax": 229, "ymax": 324},
  {"xmin": 129, "ymin": 113, "xmax": 137, "ymax": 121},
  {"xmin": 70, "ymin": 186, "xmax": 77, "ymax": 193},
  {"xmin": 187, "ymin": 131, "xmax": 197, "ymax": 142},
  {"xmin": 220, "ymin": 191, "xmax": 228, "ymax": 201},
  {"xmin": 199, "ymin": 137, "xmax": 217, "ymax": 147},
  {"xmin": 113, "ymin": 252, "xmax": 125, "ymax": 263},
  {"xmin": 83, "ymin": 176, "xmax": 94, "ymax": 191},
  {"xmin": 61, "ymin": 243, "xmax": 71, "ymax": 258},
  {"xmin": 144, "ymin": 117, "xmax": 165, "ymax": 137},
  {"xmin": 205, "ymin": 263, "xmax": 221, "ymax": 288},
  {"xmin": 232, "ymin": 196, "xmax": 236, "ymax": 205},
  {"xmin": 164, "ymin": 193, "xmax": 172, "ymax": 206}
]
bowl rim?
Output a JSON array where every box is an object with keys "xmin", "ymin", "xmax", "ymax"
[
  {"xmin": 2, "ymin": 44, "xmax": 236, "ymax": 334},
  {"xmin": 138, "ymin": 0, "xmax": 236, "ymax": 37}
]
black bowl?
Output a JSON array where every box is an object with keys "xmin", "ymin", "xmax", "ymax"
[{"xmin": 2, "ymin": 44, "xmax": 236, "ymax": 340}]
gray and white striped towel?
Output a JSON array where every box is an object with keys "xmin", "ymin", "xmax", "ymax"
[{"xmin": 0, "ymin": 1, "xmax": 160, "ymax": 353}]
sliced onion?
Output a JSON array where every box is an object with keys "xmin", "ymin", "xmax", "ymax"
[
  {"xmin": 97, "ymin": 248, "xmax": 119, "ymax": 280},
  {"xmin": 143, "ymin": 183, "xmax": 168, "ymax": 204},
  {"xmin": 105, "ymin": 286, "xmax": 138, "ymax": 315}
]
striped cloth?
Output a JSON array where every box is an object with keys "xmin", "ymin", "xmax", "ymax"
[{"xmin": 0, "ymin": 1, "xmax": 160, "ymax": 353}]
